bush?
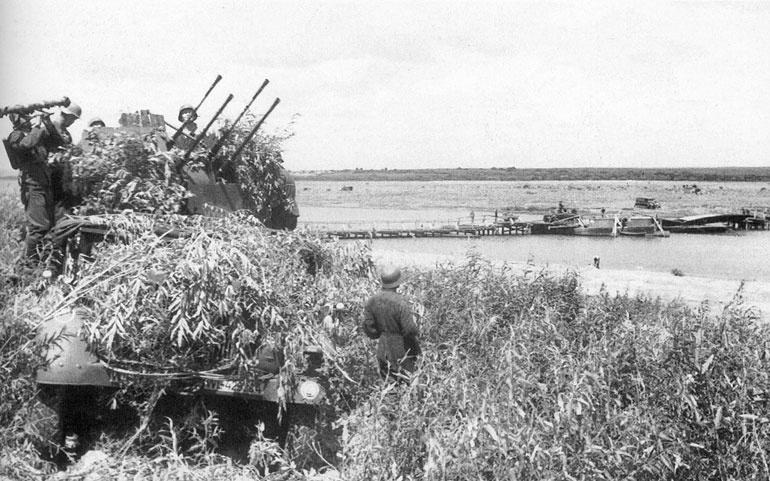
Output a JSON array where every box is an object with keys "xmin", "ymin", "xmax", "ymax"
[
  {"xmin": 60, "ymin": 135, "xmax": 193, "ymax": 215},
  {"xmin": 53, "ymin": 117, "xmax": 295, "ymax": 226}
]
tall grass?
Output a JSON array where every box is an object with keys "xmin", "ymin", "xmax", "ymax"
[
  {"xmin": 338, "ymin": 257, "xmax": 770, "ymax": 480},
  {"xmin": 1, "ymin": 190, "xmax": 769, "ymax": 480}
]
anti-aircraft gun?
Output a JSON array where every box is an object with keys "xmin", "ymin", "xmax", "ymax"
[{"xmin": 30, "ymin": 79, "xmax": 322, "ymax": 462}]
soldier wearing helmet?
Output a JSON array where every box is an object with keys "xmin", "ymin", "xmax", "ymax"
[
  {"xmin": 363, "ymin": 265, "xmax": 421, "ymax": 380},
  {"xmin": 8, "ymin": 102, "xmax": 82, "ymax": 270},
  {"xmin": 171, "ymin": 104, "xmax": 198, "ymax": 151},
  {"xmin": 87, "ymin": 117, "xmax": 106, "ymax": 129},
  {"xmin": 79, "ymin": 117, "xmax": 110, "ymax": 154},
  {"xmin": 178, "ymin": 104, "xmax": 198, "ymax": 135}
]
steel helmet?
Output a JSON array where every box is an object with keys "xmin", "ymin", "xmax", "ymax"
[
  {"xmin": 62, "ymin": 103, "xmax": 82, "ymax": 118},
  {"xmin": 88, "ymin": 117, "xmax": 105, "ymax": 127},
  {"xmin": 8, "ymin": 105, "xmax": 28, "ymax": 127},
  {"xmin": 380, "ymin": 265, "xmax": 402, "ymax": 289},
  {"xmin": 178, "ymin": 104, "xmax": 197, "ymax": 122}
]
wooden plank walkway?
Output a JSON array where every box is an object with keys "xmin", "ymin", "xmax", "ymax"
[
  {"xmin": 309, "ymin": 220, "xmax": 530, "ymax": 239},
  {"xmin": 305, "ymin": 209, "xmax": 768, "ymax": 239}
]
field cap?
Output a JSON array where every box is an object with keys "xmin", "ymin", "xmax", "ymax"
[{"xmin": 380, "ymin": 265, "xmax": 402, "ymax": 289}]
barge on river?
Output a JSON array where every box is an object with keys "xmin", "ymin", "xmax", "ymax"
[
  {"xmin": 660, "ymin": 213, "xmax": 755, "ymax": 233},
  {"xmin": 530, "ymin": 215, "xmax": 669, "ymax": 237}
]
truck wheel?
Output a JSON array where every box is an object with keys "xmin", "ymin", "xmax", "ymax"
[
  {"xmin": 283, "ymin": 404, "xmax": 338, "ymax": 471},
  {"xmin": 27, "ymin": 387, "xmax": 64, "ymax": 462},
  {"xmin": 36, "ymin": 385, "xmax": 114, "ymax": 465}
]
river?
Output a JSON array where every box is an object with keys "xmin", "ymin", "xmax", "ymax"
[
  {"xmin": 296, "ymin": 180, "xmax": 770, "ymax": 282},
  {"xmin": 369, "ymin": 231, "xmax": 769, "ymax": 282}
]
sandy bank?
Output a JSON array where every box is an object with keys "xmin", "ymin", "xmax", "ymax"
[{"xmin": 372, "ymin": 249, "xmax": 770, "ymax": 320}]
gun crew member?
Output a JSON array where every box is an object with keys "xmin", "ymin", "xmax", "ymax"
[
  {"xmin": 170, "ymin": 104, "xmax": 198, "ymax": 151},
  {"xmin": 87, "ymin": 117, "xmax": 106, "ymax": 129},
  {"xmin": 7, "ymin": 103, "xmax": 81, "ymax": 268}
]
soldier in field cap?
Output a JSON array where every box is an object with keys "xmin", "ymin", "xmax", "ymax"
[{"xmin": 363, "ymin": 265, "xmax": 421, "ymax": 380}]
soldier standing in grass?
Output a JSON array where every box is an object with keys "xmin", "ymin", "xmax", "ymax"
[
  {"xmin": 363, "ymin": 265, "xmax": 421, "ymax": 380},
  {"xmin": 8, "ymin": 103, "xmax": 81, "ymax": 270}
]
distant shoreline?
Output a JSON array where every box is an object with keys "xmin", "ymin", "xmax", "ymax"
[
  {"xmin": 295, "ymin": 167, "xmax": 770, "ymax": 182},
  {"xmin": 5, "ymin": 167, "xmax": 770, "ymax": 183}
]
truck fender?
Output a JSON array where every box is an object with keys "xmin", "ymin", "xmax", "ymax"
[{"xmin": 36, "ymin": 308, "xmax": 112, "ymax": 387}]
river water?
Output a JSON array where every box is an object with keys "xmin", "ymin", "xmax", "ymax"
[
  {"xmin": 370, "ymin": 231, "xmax": 769, "ymax": 282},
  {"xmin": 296, "ymin": 180, "xmax": 770, "ymax": 282},
  {"xmin": 299, "ymin": 205, "xmax": 769, "ymax": 282}
]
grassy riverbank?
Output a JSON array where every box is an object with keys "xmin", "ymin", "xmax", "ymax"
[{"xmin": 1, "ymin": 191, "xmax": 769, "ymax": 480}]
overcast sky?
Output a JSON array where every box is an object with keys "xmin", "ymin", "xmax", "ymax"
[{"xmin": 1, "ymin": 1, "xmax": 769, "ymax": 174}]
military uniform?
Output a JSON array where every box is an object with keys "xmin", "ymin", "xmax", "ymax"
[
  {"xmin": 172, "ymin": 122, "xmax": 198, "ymax": 151},
  {"xmin": 8, "ymin": 121, "xmax": 72, "ymax": 263},
  {"xmin": 363, "ymin": 290, "xmax": 420, "ymax": 378},
  {"xmin": 172, "ymin": 104, "xmax": 199, "ymax": 152}
]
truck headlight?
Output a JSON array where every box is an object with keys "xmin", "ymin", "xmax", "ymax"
[{"xmin": 298, "ymin": 379, "xmax": 321, "ymax": 401}]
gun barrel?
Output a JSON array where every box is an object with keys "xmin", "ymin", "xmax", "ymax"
[
  {"xmin": 208, "ymin": 79, "xmax": 270, "ymax": 158},
  {"xmin": 228, "ymin": 97, "xmax": 280, "ymax": 165},
  {"xmin": 194, "ymin": 74, "xmax": 223, "ymax": 112},
  {"xmin": 0, "ymin": 97, "xmax": 70, "ymax": 118}
]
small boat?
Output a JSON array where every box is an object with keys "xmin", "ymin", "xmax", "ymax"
[
  {"xmin": 567, "ymin": 217, "xmax": 620, "ymax": 236},
  {"xmin": 619, "ymin": 216, "xmax": 670, "ymax": 237},
  {"xmin": 535, "ymin": 216, "xmax": 620, "ymax": 236}
]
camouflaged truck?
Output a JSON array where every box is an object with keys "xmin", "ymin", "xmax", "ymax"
[{"xmin": 34, "ymin": 110, "xmax": 323, "ymax": 460}]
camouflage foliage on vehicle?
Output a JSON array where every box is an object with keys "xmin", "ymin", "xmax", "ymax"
[{"xmin": 52, "ymin": 116, "xmax": 296, "ymax": 226}]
